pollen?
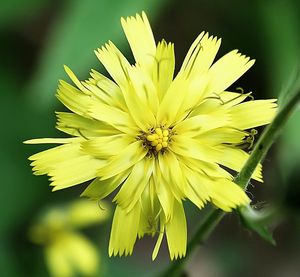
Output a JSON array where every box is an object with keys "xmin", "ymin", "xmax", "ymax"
[{"xmin": 146, "ymin": 127, "xmax": 170, "ymax": 152}]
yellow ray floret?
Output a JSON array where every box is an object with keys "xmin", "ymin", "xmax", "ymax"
[
  {"xmin": 121, "ymin": 11, "xmax": 156, "ymax": 73},
  {"xmin": 152, "ymin": 40, "xmax": 175, "ymax": 101}
]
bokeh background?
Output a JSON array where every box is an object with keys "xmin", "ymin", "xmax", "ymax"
[{"xmin": 1, "ymin": 0, "xmax": 300, "ymax": 276}]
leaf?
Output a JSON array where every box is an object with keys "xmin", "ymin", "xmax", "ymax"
[{"xmin": 238, "ymin": 205, "xmax": 276, "ymax": 246}]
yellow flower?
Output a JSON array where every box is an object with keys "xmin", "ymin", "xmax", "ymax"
[
  {"xmin": 29, "ymin": 199, "xmax": 109, "ymax": 277},
  {"xmin": 25, "ymin": 12, "xmax": 277, "ymax": 260}
]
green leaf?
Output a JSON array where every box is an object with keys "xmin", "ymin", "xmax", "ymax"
[
  {"xmin": 26, "ymin": 0, "xmax": 168, "ymax": 110},
  {"xmin": 238, "ymin": 205, "xmax": 276, "ymax": 246}
]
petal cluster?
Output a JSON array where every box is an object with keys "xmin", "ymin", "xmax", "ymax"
[
  {"xmin": 26, "ymin": 12, "xmax": 277, "ymax": 260},
  {"xmin": 29, "ymin": 200, "xmax": 109, "ymax": 276}
]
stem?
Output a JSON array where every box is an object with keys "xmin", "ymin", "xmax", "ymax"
[{"xmin": 160, "ymin": 73, "xmax": 300, "ymax": 277}]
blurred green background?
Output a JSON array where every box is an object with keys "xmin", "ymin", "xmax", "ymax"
[{"xmin": 1, "ymin": 0, "xmax": 300, "ymax": 276}]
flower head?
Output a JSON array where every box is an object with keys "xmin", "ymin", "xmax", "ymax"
[
  {"xmin": 26, "ymin": 12, "xmax": 277, "ymax": 260},
  {"xmin": 29, "ymin": 200, "xmax": 109, "ymax": 277}
]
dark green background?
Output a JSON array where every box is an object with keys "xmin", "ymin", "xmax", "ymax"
[{"xmin": 1, "ymin": 0, "xmax": 300, "ymax": 276}]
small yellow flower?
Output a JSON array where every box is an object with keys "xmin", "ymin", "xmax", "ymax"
[
  {"xmin": 29, "ymin": 200, "xmax": 109, "ymax": 277},
  {"xmin": 25, "ymin": 12, "xmax": 277, "ymax": 260}
]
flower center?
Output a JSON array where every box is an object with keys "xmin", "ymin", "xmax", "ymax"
[{"xmin": 145, "ymin": 127, "xmax": 170, "ymax": 153}]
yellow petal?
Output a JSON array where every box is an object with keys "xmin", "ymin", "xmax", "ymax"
[
  {"xmin": 153, "ymin": 161, "xmax": 174, "ymax": 222},
  {"xmin": 114, "ymin": 158, "xmax": 154, "ymax": 212},
  {"xmin": 170, "ymin": 135, "xmax": 221, "ymax": 163},
  {"xmin": 196, "ymin": 127, "xmax": 247, "ymax": 146},
  {"xmin": 127, "ymin": 65, "xmax": 159, "ymax": 115},
  {"xmin": 121, "ymin": 67, "xmax": 157, "ymax": 132},
  {"xmin": 109, "ymin": 204, "xmax": 141, "ymax": 256},
  {"xmin": 56, "ymin": 112, "xmax": 119, "ymax": 137},
  {"xmin": 81, "ymin": 135, "xmax": 134, "ymax": 158},
  {"xmin": 219, "ymin": 90, "xmax": 252, "ymax": 107},
  {"xmin": 180, "ymin": 32, "xmax": 205, "ymax": 71},
  {"xmin": 139, "ymin": 182, "xmax": 160, "ymax": 238},
  {"xmin": 24, "ymin": 137, "xmax": 79, "ymax": 144},
  {"xmin": 175, "ymin": 74, "xmax": 208, "ymax": 119},
  {"xmin": 64, "ymin": 65, "xmax": 89, "ymax": 94},
  {"xmin": 210, "ymin": 178, "xmax": 250, "ymax": 211},
  {"xmin": 29, "ymin": 142, "xmax": 82, "ymax": 176},
  {"xmin": 152, "ymin": 213, "xmax": 165, "ymax": 260},
  {"xmin": 157, "ymin": 75, "xmax": 188, "ymax": 127},
  {"xmin": 230, "ymin": 99, "xmax": 277, "ymax": 129},
  {"xmin": 56, "ymin": 80, "xmax": 91, "ymax": 117},
  {"xmin": 165, "ymin": 200, "xmax": 187, "ymax": 260},
  {"xmin": 121, "ymin": 12, "xmax": 156, "ymax": 73},
  {"xmin": 153, "ymin": 40, "xmax": 175, "ymax": 101},
  {"xmin": 45, "ymin": 242, "xmax": 73, "ymax": 277},
  {"xmin": 158, "ymin": 152, "xmax": 185, "ymax": 200},
  {"xmin": 45, "ymin": 232, "xmax": 99, "ymax": 277},
  {"xmin": 29, "ymin": 141, "xmax": 104, "ymax": 190},
  {"xmin": 63, "ymin": 232, "xmax": 99, "ymax": 276},
  {"xmin": 180, "ymin": 32, "xmax": 221, "ymax": 79},
  {"xmin": 173, "ymin": 109, "xmax": 230, "ymax": 137},
  {"xmin": 83, "ymin": 69, "xmax": 127, "ymax": 111},
  {"xmin": 81, "ymin": 170, "xmax": 130, "ymax": 200},
  {"xmin": 205, "ymin": 50, "xmax": 255, "ymax": 95},
  {"xmin": 98, "ymin": 141, "xmax": 147, "ymax": 180},
  {"xmin": 189, "ymin": 97, "xmax": 223, "ymax": 116},
  {"xmin": 181, "ymin": 157, "xmax": 233, "ymax": 179},
  {"xmin": 182, "ymin": 164, "xmax": 211, "ymax": 209},
  {"xmin": 95, "ymin": 41, "xmax": 131, "ymax": 87},
  {"xmin": 88, "ymin": 98, "xmax": 138, "ymax": 135},
  {"xmin": 50, "ymin": 155, "xmax": 105, "ymax": 191}
]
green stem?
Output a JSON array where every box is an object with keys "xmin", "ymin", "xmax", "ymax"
[{"xmin": 161, "ymin": 73, "xmax": 300, "ymax": 277}]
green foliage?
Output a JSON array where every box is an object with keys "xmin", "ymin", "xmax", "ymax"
[{"xmin": 238, "ymin": 205, "xmax": 276, "ymax": 246}]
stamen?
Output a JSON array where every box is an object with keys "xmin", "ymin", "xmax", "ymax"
[
  {"xmin": 156, "ymin": 144, "xmax": 162, "ymax": 151},
  {"xmin": 236, "ymin": 87, "xmax": 244, "ymax": 94},
  {"xmin": 233, "ymin": 128, "xmax": 258, "ymax": 150},
  {"xmin": 155, "ymin": 128, "xmax": 162, "ymax": 136},
  {"xmin": 151, "ymin": 141, "xmax": 158, "ymax": 146},
  {"xmin": 144, "ymin": 126, "xmax": 171, "ymax": 153}
]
